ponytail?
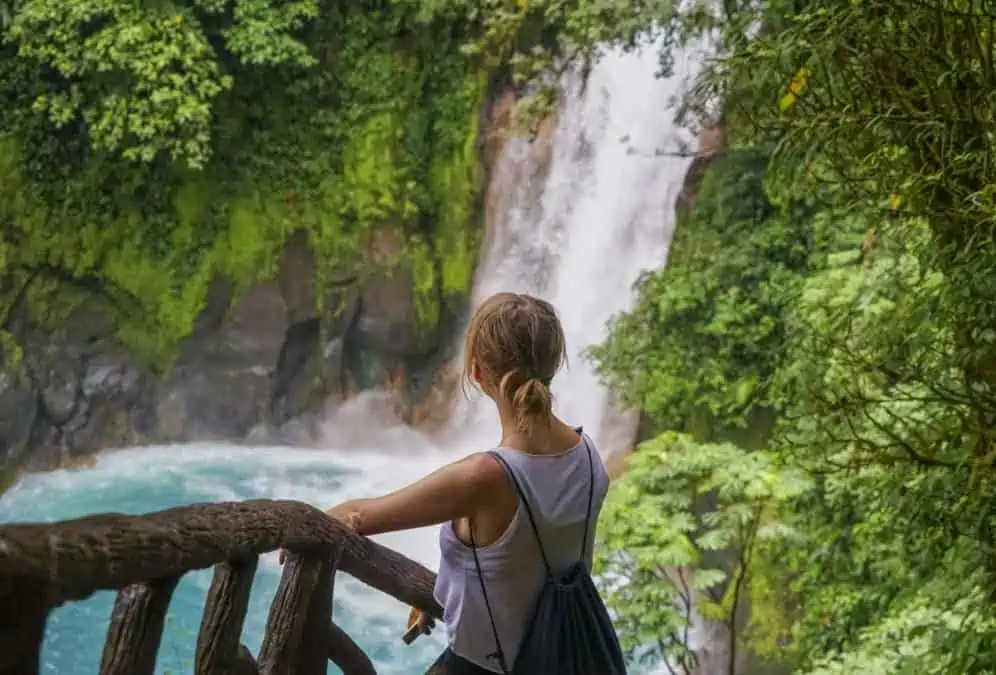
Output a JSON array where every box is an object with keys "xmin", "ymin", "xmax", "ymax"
[{"xmin": 499, "ymin": 369, "xmax": 553, "ymax": 433}]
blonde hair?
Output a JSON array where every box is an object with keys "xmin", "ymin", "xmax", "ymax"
[{"xmin": 463, "ymin": 292, "xmax": 567, "ymax": 433}]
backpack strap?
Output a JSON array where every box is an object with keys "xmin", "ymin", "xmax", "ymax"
[
  {"xmin": 579, "ymin": 432, "xmax": 596, "ymax": 562},
  {"xmin": 487, "ymin": 451, "xmax": 554, "ymax": 577},
  {"xmin": 470, "ymin": 523, "xmax": 510, "ymax": 674}
]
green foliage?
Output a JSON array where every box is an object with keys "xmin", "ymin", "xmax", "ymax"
[
  {"xmin": 583, "ymin": 1, "xmax": 996, "ymax": 664},
  {"xmin": 596, "ymin": 432, "xmax": 809, "ymax": 672},
  {"xmin": 752, "ymin": 214, "xmax": 996, "ymax": 668},
  {"xmin": 596, "ymin": 194, "xmax": 996, "ymax": 673},
  {"xmin": 0, "ymin": 1, "xmax": 489, "ymax": 363},
  {"xmin": 589, "ymin": 150, "xmax": 816, "ymax": 435},
  {"xmin": 10, "ymin": 0, "xmax": 232, "ymax": 168},
  {"xmin": 708, "ymin": 0, "xmax": 996, "ymax": 243},
  {"xmin": 801, "ymin": 588, "xmax": 996, "ymax": 675},
  {"xmin": 775, "ymin": 216, "xmax": 973, "ymax": 469}
]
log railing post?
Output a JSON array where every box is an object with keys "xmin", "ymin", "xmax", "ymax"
[
  {"xmin": 233, "ymin": 644, "xmax": 261, "ymax": 675},
  {"xmin": 296, "ymin": 546, "xmax": 340, "ymax": 675},
  {"xmin": 195, "ymin": 557, "xmax": 259, "ymax": 675},
  {"xmin": 100, "ymin": 575, "xmax": 181, "ymax": 675},
  {"xmin": 329, "ymin": 624, "xmax": 378, "ymax": 675},
  {"xmin": 0, "ymin": 586, "xmax": 51, "ymax": 675},
  {"xmin": 325, "ymin": 543, "xmax": 378, "ymax": 675},
  {"xmin": 257, "ymin": 553, "xmax": 323, "ymax": 675}
]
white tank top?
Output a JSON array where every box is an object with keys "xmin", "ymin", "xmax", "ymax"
[{"xmin": 433, "ymin": 431, "xmax": 611, "ymax": 672}]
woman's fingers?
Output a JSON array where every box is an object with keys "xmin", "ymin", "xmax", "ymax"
[{"xmin": 408, "ymin": 608, "xmax": 436, "ymax": 635}]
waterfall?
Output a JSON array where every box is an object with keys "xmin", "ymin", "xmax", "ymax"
[{"xmin": 443, "ymin": 39, "xmax": 706, "ymax": 460}]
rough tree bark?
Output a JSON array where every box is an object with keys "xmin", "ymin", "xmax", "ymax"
[
  {"xmin": 196, "ymin": 557, "xmax": 259, "ymax": 675},
  {"xmin": 100, "ymin": 575, "xmax": 181, "ymax": 675},
  {"xmin": 0, "ymin": 500, "xmax": 445, "ymax": 675}
]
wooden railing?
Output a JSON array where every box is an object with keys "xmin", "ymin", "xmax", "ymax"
[{"xmin": 0, "ymin": 499, "xmax": 443, "ymax": 675}]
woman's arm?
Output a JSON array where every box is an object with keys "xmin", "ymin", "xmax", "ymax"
[{"xmin": 327, "ymin": 452, "xmax": 506, "ymax": 536}]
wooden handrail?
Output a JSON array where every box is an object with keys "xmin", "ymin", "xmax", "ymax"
[{"xmin": 0, "ymin": 499, "xmax": 444, "ymax": 675}]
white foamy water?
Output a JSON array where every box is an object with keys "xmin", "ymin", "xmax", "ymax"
[
  {"xmin": 446, "ymin": 40, "xmax": 705, "ymax": 455},
  {"xmin": 0, "ymin": 39, "xmax": 706, "ymax": 675}
]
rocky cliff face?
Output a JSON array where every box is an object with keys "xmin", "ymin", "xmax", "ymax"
[
  {"xmin": 0, "ymin": 233, "xmax": 453, "ymax": 472},
  {"xmin": 0, "ymin": 86, "xmax": 524, "ymax": 474}
]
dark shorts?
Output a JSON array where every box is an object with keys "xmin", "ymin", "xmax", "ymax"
[{"xmin": 426, "ymin": 648, "xmax": 499, "ymax": 675}]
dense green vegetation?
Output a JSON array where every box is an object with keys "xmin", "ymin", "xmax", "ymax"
[
  {"xmin": 454, "ymin": 0, "xmax": 996, "ymax": 673},
  {"xmin": 0, "ymin": 0, "xmax": 497, "ymax": 367}
]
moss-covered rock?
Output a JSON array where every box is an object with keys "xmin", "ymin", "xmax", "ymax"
[{"xmin": 0, "ymin": 2, "xmax": 516, "ymax": 471}]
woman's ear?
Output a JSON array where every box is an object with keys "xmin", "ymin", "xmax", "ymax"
[{"xmin": 472, "ymin": 361, "xmax": 484, "ymax": 385}]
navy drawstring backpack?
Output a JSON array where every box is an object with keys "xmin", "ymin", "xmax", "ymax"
[{"xmin": 470, "ymin": 435, "xmax": 628, "ymax": 675}]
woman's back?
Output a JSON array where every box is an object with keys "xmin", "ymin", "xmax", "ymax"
[
  {"xmin": 434, "ymin": 432, "xmax": 611, "ymax": 672},
  {"xmin": 283, "ymin": 292, "xmax": 624, "ymax": 673}
]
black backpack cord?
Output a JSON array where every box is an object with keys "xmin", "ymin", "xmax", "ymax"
[
  {"xmin": 470, "ymin": 429, "xmax": 597, "ymax": 675},
  {"xmin": 470, "ymin": 522, "xmax": 510, "ymax": 674},
  {"xmin": 578, "ymin": 433, "xmax": 597, "ymax": 562}
]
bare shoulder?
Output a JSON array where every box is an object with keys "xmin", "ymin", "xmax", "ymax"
[
  {"xmin": 464, "ymin": 451, "xmax": 507, "ymax": 477},
  {"xmin": 446, "ymin": 452, "xmax": 508, "ymax": 491}
]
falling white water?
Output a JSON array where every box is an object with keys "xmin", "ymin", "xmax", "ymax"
[{"xmin": 444, "ymin": 38, "xmax": 707, "ymax": 458}]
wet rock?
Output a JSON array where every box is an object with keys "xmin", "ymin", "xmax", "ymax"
[
  {"xmin": 0, "ymin": 240, "xmax": 470, "ymax": 470},
  {"xmin": 0, "ymin": 371, "xmax": 38, "ymax": 467},
  {"xmin": 80, "ymin": 353, "xmax": 142, "ymax": 400},
  {"xmin": 28, "ymin": 344, "xmax": 82, "ymax": 426},
  {"xmin": 70, "ymin": 353, "xmax": 149, "ymax": 453},
  {"xmin": 355, "ymin": 230, "xmax": 421, "ymax": 357},
  {"xmin": 69, "ymin": 402, "xmax": 133, "ymax": 456},
  {"xmin": 278, "ymin": 231, "xmax": 317, "ymax": 323},
  {"xmin": 270, "ymin": 317, "xmax": 323, "ymax": 426},
  {"xmin": 219, "ymin": 281, "xmax": 290, "ymax": 364},
  {"xmin": 156, "ymin": 280, "xmax": 288, "ymax": 441},
  {"xmin": 675, "ymin": 120, "xmax": 727, "ymax": 227},
  {"xmin": 159, "ymin": 364, "xmax": 272, "ymax": 441}
]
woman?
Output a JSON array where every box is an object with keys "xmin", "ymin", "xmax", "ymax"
[{"xmin": 286, "ymin": 292, "xmax": 612, "ymax": 674}]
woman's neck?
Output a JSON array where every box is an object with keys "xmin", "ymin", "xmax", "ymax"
[{"xmin": 498, "ymin": 414, "xmax": 579, "ymax": 455}]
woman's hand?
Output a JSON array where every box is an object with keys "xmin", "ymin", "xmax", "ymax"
[
  {"xmin": 326, "ymin": 502, "xmax": 363, "ymax": 530},
  {"xmin": 403, "ymin": 607, "xmax": 437, "ymax": 644},
  {"xmin": 278, "ymin": 502, "xmax": 362, "ymax": 565},
  {"xmin": 413, "ymin": 608, "xmax": 436, "ymax": 633}
]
